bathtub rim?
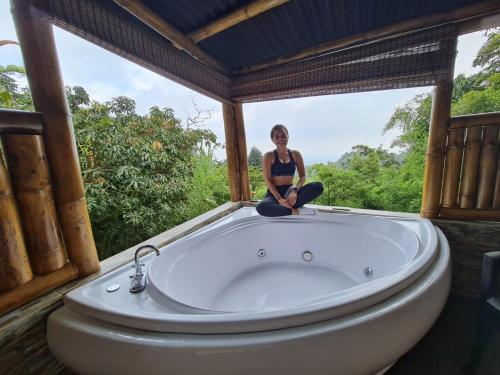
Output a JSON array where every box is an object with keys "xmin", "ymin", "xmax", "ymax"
[{"xmin": 62, "ymin": 210, "xmax": 440, "ymax": 334}]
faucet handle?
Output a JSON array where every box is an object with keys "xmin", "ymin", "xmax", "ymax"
[{"xmin": 129, "ymin": 244, "xmax": 160, "ymax": 293}]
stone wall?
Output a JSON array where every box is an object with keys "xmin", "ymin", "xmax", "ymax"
[{"xmin": 432, "ymin": 218, "xmax": 500, "ymax": 299}]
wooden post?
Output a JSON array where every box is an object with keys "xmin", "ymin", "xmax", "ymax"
[
  {"xmin": 421, "ymin": 35, "xmax": 456, "ymax": 218},
  {"xmin": 2, "ymin": 135, "xmax": 66, "ymax": 275},
  {"xmin": 11, "ymin": 0, "xmax": 100, "ymax": 276},
  {"xmin": 420, "ymin": 84, "xmax": 454, "ymax": 218},
  {"xmin": 0, "ymin": 154, "xmax": 33, "ymax": 291},
  {"xmin": 233, "ymin": 103, "xmax": 251, "ymax": 201},
  {"xmin": 441, "ymin": 128, "xmax": 465, "ymax": 207},
  {"xmin": 476, "ymin": 126, "xmax": 499, "ymax": 208},
  {"xmin": 459, "ymin": 127, "xmax": 483, "ymax": 208},
  {"xmin": 222, "ymin": 103, "xmax": 241, "ymax": 201}
]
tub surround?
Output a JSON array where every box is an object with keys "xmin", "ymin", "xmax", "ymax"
[
  {"xmin": 1, "ymin": 204, "xmax": 497, "ymax": 374},
  {"xmin": 47, "ymin": 207, "xmax": 449, "ymax": 374}
]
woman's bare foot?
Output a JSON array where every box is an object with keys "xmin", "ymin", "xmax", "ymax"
[{"xmin": 292, "ymin": 208, "xmax": 299, "ymax": 215}]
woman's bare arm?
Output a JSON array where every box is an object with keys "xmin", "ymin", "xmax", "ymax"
[
  {"xmin": 292, "ymin": 150, "xmax": 306, "ymax": 189},
  {"xmin": 262, "ymin": 152, "xmax": 282, "ymax": 200}
]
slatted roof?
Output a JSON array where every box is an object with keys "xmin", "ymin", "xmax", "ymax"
[
  {"xmin": 33, "ymin": 0, "xmax": 500, "ymax": 103},
  {"xmin": 147, "ymin": 0, "xmax": 482, "ymax": 70}
]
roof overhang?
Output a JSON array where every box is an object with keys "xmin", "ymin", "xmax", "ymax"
[{"xmin": 31, "ymin": 0, "xmax": 500, "ymax": 103}]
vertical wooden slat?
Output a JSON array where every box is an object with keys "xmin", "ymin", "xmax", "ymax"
[
  {"xmin": 476, "ymin": 125, "xmax": 499, "ymax": 208},
  {"xmin": 441, "ymin": 128, "xmax": 465, "ymax": 207},
  {"xmin": 421, "ymin": 84, "xmax": 454, "ymax": 218},
  {"xmin": 233, "ymin": 103, "xmax": 251, "ymax": 201},
  {"xmin": 2, "ymin": 135, "xmax": 66, "ymax": 275},
  {"xmin": 12, "ymin": 0, "xmax": 100, "ymax": 276},
  {"xmin": 0, "ymin": 154, "xmax": 33, "ymax": 292},
  {"xmin": 222, "ymin": 103, "xmax": 241, "ymax": 201},
  {"xmin": 459, "ymin": 127, "xmax": 483, "ymax": 208}
]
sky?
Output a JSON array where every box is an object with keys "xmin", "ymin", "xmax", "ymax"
[{"xmin": 0, "ymin": 1, "xmax": 486, "ymax": 165}]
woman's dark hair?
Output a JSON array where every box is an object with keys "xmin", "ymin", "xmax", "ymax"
[{"xmin": 270, "ymin": 124, "xmax": 289, "ymax": 139}]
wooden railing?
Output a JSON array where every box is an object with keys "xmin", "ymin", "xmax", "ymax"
[
  {"xmin": 439, "ymin": 112, "xmax": 500, "ymax": 220},
  {"xmin": 0, "ymin": 109, "xmax": 79, "ymax": 314}
]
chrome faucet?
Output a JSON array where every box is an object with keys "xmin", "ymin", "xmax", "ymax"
[{"xmin": 129, "ymin": 245, "xmax": 160, "ymax": 293}]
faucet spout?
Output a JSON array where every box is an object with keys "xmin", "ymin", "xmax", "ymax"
[{"xmin": 129, "ymin": 245, "xmax": 160, "ymax": 293}]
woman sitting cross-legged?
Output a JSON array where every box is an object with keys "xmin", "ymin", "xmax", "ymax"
[{"xmin": 256, "ymin": 124, "xmax": 323, "ymax": 217}]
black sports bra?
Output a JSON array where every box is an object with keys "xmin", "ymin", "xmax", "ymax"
[{"xmin": 271, "ymin": 149, "xmax": 296, "ymax": 177}]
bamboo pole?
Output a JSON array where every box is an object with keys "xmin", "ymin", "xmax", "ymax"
[
  {"xmin": 476, "ymin": 126, "xmax": 499, "ymax": 208},
  {"xmin": 459, "ymin": 127, "xmax": 483, "ymax": 208},
  {"xmin": 0, "ymin": 262, "xmax": 77, "ymax": 315},
  {"xmin": 233, "ymin": 103, "xmax": 251, "ymax": 201},
  {"xmin": 190, "ymin": 0, "xmax": 289, "ymax": 42},
  {"xmin": 420, "ymin": 84, "xmax": 454, "ymax": 218},
  {"xmin": 12, "ymin": 0, "xmax": 100, "ymax": 276},
  {"xmin": 0, "ymin": 109, "xmax": 43, "ymax": 135},
  {"xmin": 440, "ymin": 207, "xmax": 500, "ymax": 221},
  {"xmin": 450, "ymin": 111, "xmax": 500, "ymax": 129},
  {"xmin": 0, "ymin": 154, "xmax": 33, "ymax": 292},
  {"xmin": 2, "ymin": 135, "xmax": 67, "ymax": 275},
  {"xmin": 114, "ymin": 0, "xmax": 227, "ymax": 74},
  {"xmin": 222, "ymin": 103, "xmax": 241, "ymax": 201},
  {"xmin": 441, "ymin": 128, "xmax": 465, "ymax": 207}
]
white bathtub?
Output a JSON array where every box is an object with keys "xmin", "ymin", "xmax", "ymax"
[{"xmin": 47, "ymin": 207, "xmax": 451, "ymax": 375}]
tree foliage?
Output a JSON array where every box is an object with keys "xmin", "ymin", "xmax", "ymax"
[
  {"xmin": 248, "ymin": 146, "xmax": 263, "ymax": 168},
  {"xmin": 2, "ymin": 30, "xmax": 500, "ymax": 257}
]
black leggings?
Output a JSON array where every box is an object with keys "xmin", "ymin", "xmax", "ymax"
[{"xmin": 256, "ymin": 182, "xmax": 324, "ymax": 217}]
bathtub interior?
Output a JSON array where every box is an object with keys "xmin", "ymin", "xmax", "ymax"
[
  {"xmin": 61, "ymin": 207, "xmax": 437, "ymax": 333},
  {"xmin": 148, "ymin": 215, "xmax": 421, "ymax": 312}
]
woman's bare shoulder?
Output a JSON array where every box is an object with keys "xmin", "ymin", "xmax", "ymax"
[
  {"xmin": 263, "ymin": 151, "xmax": 275, "ymax": 159},
  {"xmin": 291, "ymin": 149, "xmax": 303, "ymax": 159}
]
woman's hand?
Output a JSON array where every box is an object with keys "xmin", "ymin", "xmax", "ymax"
[
  {"xmin": 278, "ymin": 198, "xmax": 292, "ymax": 208},
  {"xmin": 287, "ymin": 191, "xmax": 298, "ymax": 207}
]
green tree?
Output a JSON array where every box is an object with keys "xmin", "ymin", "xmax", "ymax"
[
  {"xmin": 248, "ymin": 146, "xmax": 263, "ymax": 168},
  {"xmin": 473, "ymin": 31, "xmax": 500, "ymax": 75}
]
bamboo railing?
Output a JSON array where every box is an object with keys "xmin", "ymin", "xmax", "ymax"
[
  {"xmin": 0, "ymin": 108, "xmax": 92, "ymax": 314},
  {"xmin": 438, "ymin": 112, "xmax": 500, "ymax": 220}
]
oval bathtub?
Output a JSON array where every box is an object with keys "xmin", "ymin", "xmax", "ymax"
[{"xmin": 47, "ymin": 207, "xmax": 451, "ymax": 375}]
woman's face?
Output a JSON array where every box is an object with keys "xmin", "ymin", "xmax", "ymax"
[{"xmin": 272, "ymin": 129, "xmax": 288, "ymax": 147}]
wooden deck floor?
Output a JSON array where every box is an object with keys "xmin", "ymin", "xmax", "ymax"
[{"xmin": 388, "ymin": 294, "xmax": 500, "ymax": 375}]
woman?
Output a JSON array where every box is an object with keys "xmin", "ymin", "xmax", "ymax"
[{"xmin": 256, "ymin": 124, "xmax": 323, "ymax": 217}]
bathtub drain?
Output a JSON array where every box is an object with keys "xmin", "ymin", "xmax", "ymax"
[
  {"xmin": 257, "ymin": 249, "xmax": 266, "ymax": 257},
  {"xmin": 364, "ymin": 267, "xmax": 374, "ymax": 279},
  {"xmin": 302, "ymin": 251, "xmax": 313, "ymax": 262}
]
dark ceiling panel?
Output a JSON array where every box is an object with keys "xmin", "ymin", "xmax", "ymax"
[
  {"xmin": 142, "ymin": 0, "xmax": 251, "ymax": 33},
  {"xmin": 191, "ymin": 0, "xmax": 482, "ymax": 70}
]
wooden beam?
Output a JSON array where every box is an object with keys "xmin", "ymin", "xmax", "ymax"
[
  {"xmin": 439, "ymin": 207, "xmax": 500, "ymax": 221},
  {"xmin": 458, "ymin": 11, "xmax": 500, "ymax": 34},
  {"xmin": 233, "ymin": 103, "xmax": 251, "ymax": 201},
  {"xmin": 450, "ymin": 111, "xmax": 500, "ymax": 129},
  {"xmin": 236, "ymin": 1, "xmax": 500, "ymax": 74},
  {"xmin": 222, "ymin": 103, "xmax": 241, "ymax": 201},
  {"xmin": 12, "ymin": 0, "xmax": 100, "ymax": 277},
  {"xmin": 0, "ymin": 263, "xmax": 77, "ymax": 315},
  {"xmin": 190, "ymin": 0, "xmax": 289, "ymax": 43},
  {"xmin": 0, "ymin": 109, "xmax": 43, "ymax": 135},
  {"xmin": 114, "ymin": 0, "xmax": 227, "ymax": 74},
  {"xmin": 421, "ymin": 83, "xmax": 455, "ymax": 219}
]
